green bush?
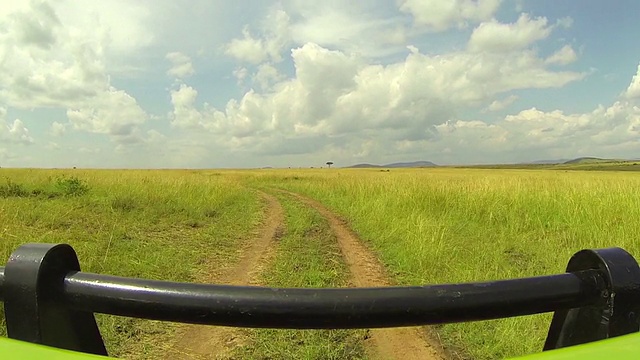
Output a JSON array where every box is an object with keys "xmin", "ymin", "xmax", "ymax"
[
  {"xmin": 55, "ymin": 176, "xmax": 89, "ymax": 196},
  {"xmin": 0, "ymin": 180, "xmax": 28, "ymax": 198}
]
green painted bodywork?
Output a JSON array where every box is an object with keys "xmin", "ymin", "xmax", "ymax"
[
  {"xmin": 1, "ymin": 332, "xmax": 639, "ymax": 359},
  {"xmin": 0, "ymin": 337, "xmax": 109, "ymax": 359},
  {"xmin": 511, "ymin": 333, "xmax": 640, "ymax": 359}
]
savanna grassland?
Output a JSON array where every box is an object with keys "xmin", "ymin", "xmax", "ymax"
[
  {"xmin": 0, "ymin": 169, "xmax": 264, "ymax": 357},
  {"xmin": 1, "ymin": 167, "xmax": 639, "ymax": 359}
]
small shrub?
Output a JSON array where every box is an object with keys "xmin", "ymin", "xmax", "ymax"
[
  {"xmin": 111, "ymin": 196, "xmax": 137, "ymax": 212},
  {"xmin": 203, "ymin": 208, "xmax": 219, "ymax": 218},
  {"xmin": 0, "ymin": 180, "xmax": 28, "ymax": 198},
  {"xmin": 55, "ymin": 176, "xmax": 89, "ymax": 196},
  {"xmin": 185, "ymin": 220, "xmax": 204, "ymax": 228}
]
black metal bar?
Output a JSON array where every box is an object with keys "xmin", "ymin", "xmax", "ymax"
[
  {"xmin": 0, "ymin": 267, "xmax": 608, "ymax": 328},
  {"xmin": 13, "ymin": 269, "xmax": 604, "ymax": 328},
  {"xmin": 1, "ymin": 262, "xmax": 608, "ymax": 328},
  {"xmin": 2, "ymin": 244, "xmax": 107, "ymax": 355},
  {"xmin": 544, "ymin": 247, "xmax": 640, "ymax": 350},
  {"xmin": 0, "ymin": 266, "xmax": 4, "ymax": 300},
  {"xmin": 1, "ymin": 244, "xmax": 639, "ymax": 355}
]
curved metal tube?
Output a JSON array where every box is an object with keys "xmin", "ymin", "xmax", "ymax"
[
  {"xmin": 64, "ymin": 270, "xmax": 608, "ymax": 328},
  {"xmin": 0, "ymin": 266, "xmax": 606, "ymax": 328}
]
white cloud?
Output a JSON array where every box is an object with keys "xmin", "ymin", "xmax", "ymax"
[
  {"xmin": 545, "ymin": 45, "xmax": 577, "ymax": 65},
  {"xmin": 399, "ymin": 0, "xmax": 502, "ymax": 31},
  {"xmin": 170, "ymin": 42, "xmax": 584, "ymax": 158},
  {"xmin": 253, "ymin": 63, "xmax": 284, "ymax": 90},
  {"xmin": 1, "ymin": 108, "xmax": 34, "ymax": 145},
  {"xmin": 0, "ymin": 5, "xmax": 108, "ymax": 108},
  {"xmin": 224, "ymin": 9, "xmax": 290, "ymax": 64},
  {"xmin": 469, "ymin": 14, "xmax": 553, "ymax": 53},
  {"xmin": 169, "ymin": 84, "xmax": 225, "ymax": 131},
  {"xmin": 225, "ymin": 4, "xmax": 411, "ymax": 63},
  {"xmin": 1, "ymin": 1, "xmax": 636, "ymax": 168},
  {"xmin": 166, "ymin": 52, "xmax": 195, "ymax": 79},
  {"xmin": 486, "ymin": 95, "xmax": 519, "ymax": 112},
  {"xmin": 556, "ymin": 16, "xmax": 574, "ymax": 29},
  {"xmin": 500, "ymin": 101, "xmax": 640, "ymax": 152},
  {"xmin": 54, "ymin": 0, "xmax": 154, "ymax": 56},
  {"xmin": 233, "ymin": 67, "xmax": 249, "ymax": 84},
  {"xmin": 289, "ymin": 4, "xmax": 408, "ymax": 58},
  {"xmin": 0, "ymin": 1, "xmax": 149, "ymax": 145},
  {"xmin": 394, "ymin": 94, "xmax": 640, "ymax": 164},
  {"xmin": 146, "ymin": 129, "xmax": 166, "ymax": 144},
  {"xmin": 225, "ymin": 28, "xmax": 268, "ymax": 64},
  {"xmin": 625, "ymin": 64, "xmax": 640, "ymax": 99},
  {"xmin": 66, "ymin": 88, "xmax": 147, "ymax": 143},
  {"xmin": 50, "ymin": 121, "xmax": 66, "ymax": 136},
  {"xmin": 439, "ymin": 68, "xmax": 640, "ymax": 161}
]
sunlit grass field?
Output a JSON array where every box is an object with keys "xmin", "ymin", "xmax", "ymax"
[
  {"xmin": 0, "ymin": 169, "xmax": 263, "ymax": 357},
  {"xmin": 2, "ymin": 167, "xmax": 639, "ymax": 359},
  {"xmin": 247, "ymin": 168, "xmax": 640, "ymax": 359}
]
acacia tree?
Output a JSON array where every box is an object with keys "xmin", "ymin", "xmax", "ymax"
[{"xmin": 326, "ymin": 161, "xmax": 334, "ymax": 168}]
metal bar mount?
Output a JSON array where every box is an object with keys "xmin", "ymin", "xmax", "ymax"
[{"xmin": 1, "ymin": 243, "xmax": 639, "ymax": 356}]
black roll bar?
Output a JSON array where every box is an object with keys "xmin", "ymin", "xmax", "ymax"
[{"xmin": 0, "ymin": 244, "xmax": 639, "ymax": 356}]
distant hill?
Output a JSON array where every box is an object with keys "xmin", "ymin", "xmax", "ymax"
[
  {"xmin": 521, "ymin": 159, "xmax": 570, "ymax": 165},
  {"xmin": 347, "ymin": 161, "xmax": 438, "ymax": 168},
  {"xmin": 563, "ymin": 157, "xmax": 611, "ymax": 164},
  {"xmin": 349, "ymin": 163, "xmax": 379, "ymax": 168}
]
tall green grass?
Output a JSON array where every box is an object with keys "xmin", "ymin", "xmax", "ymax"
[
  {"xmin": 0, "ymin": 169, "xmax": 262, "ymax": 357},
  {"xmin": 249, "ymin": 168, "xmax": 640, "ymax": 359},
  {"xmin": 3, "ymin": 168, "xmax": 638, "ymax": 359}
]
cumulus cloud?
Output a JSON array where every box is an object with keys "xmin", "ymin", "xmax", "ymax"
[
  {"xmin": 225, "ymin": 28, "xmax": 269, "ymax": 64},
  {"xmin": 0, "ymin": 108, "xmax": 34, "ymax": 145},
  {"xmin": 2, "ymin": 1, "xmax": 636, "ymax": 168},
  {"xmin": 432, "ymin": 68, "xmax": 640, "ymax": 163},
  {"xmin": 66, "ymin": 88, "xmax": 147, "ymax": 142},
  {"xmin": 12, "ymin": 0, "xmax": 61, "ymax": 49},
  {"xmin": 225, "ymin": 4, "xmax": 411, "ymax": 63},
  {"xmin": 54, "ymin": 0, "xmax": 154, "ymax": 56},
  {"xmin": 625, "ymin": 64, "xmax": 640, "ymax": 99},
  {"xmin": 233, "ymin": 67, "xmax": 249, "ymax": 84},
  {"xmin": 166, "ymin": 52, "xmax": 195, "ymax": 79},
  {"xmin": 500, "ymin": 101, "xmax": 640, "ymax": 153},
  {"xmin": 486, "ymin": 95, "xmax": 519, "ymax": 112},
  {"xmin": 170, "ymin": 40, "xmax": 584, "ymax": 158},
  {"xmin": 399, "ymin": 0, "xmax": 502, "ymax": 31},
  {"xmin": 468, "ymin": 14, "xmax": 553, "ymax": 53},
  {"xmin": 224, "ymin": 9, "xmax": 290, "ymax": 64},
  {"xmin": 545, "ymin": 45, "xmax": 577, "ymax": 65},
  {"xmin": 288, "ymin": 3, "xmax": 409, "ymax": 58},
  {"xmin": 0, "ymin": 1, "xmax": 149, "ymax": 145},
  {"xmin": 50, "ymin": 121, "xmax": 66, "ymax": 136},
  {"xmin": 253, "ymin": 63, "xmax": 284, "ymax": 90}
]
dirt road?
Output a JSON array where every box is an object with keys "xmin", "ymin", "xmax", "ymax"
[
  {"xmin": 280, "ymin": 189, "xmax": 445, "ymax": 360},
  {"xmin": 165, "ymin": 191, "xmax": 284, "ymax": 359},
  {"xmin": 166, "ymin": 188, "xmax": 444, "ymax": 360}
]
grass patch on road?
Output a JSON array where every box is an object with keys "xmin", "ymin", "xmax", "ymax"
[{"xmin": 234, "ymin": 192, "xmax": 367, "ymax": 360}]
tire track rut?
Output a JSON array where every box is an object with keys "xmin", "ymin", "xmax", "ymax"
[
  {"xmin": 166, "ymin": 191, "xmax": 284, "ymax": 359},
  {"xmin": 279, "ymin": 189, "xmax": 445, "ymax": 360}
]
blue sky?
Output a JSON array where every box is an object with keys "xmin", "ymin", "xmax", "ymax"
[{"xmin": 1, "ymin": 0, "xmax": 640, "ymax": 168}]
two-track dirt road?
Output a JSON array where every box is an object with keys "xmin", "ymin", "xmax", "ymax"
[{"xmin": 168, "ymin": 189, "xmax": 444, "ymax": 360}]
